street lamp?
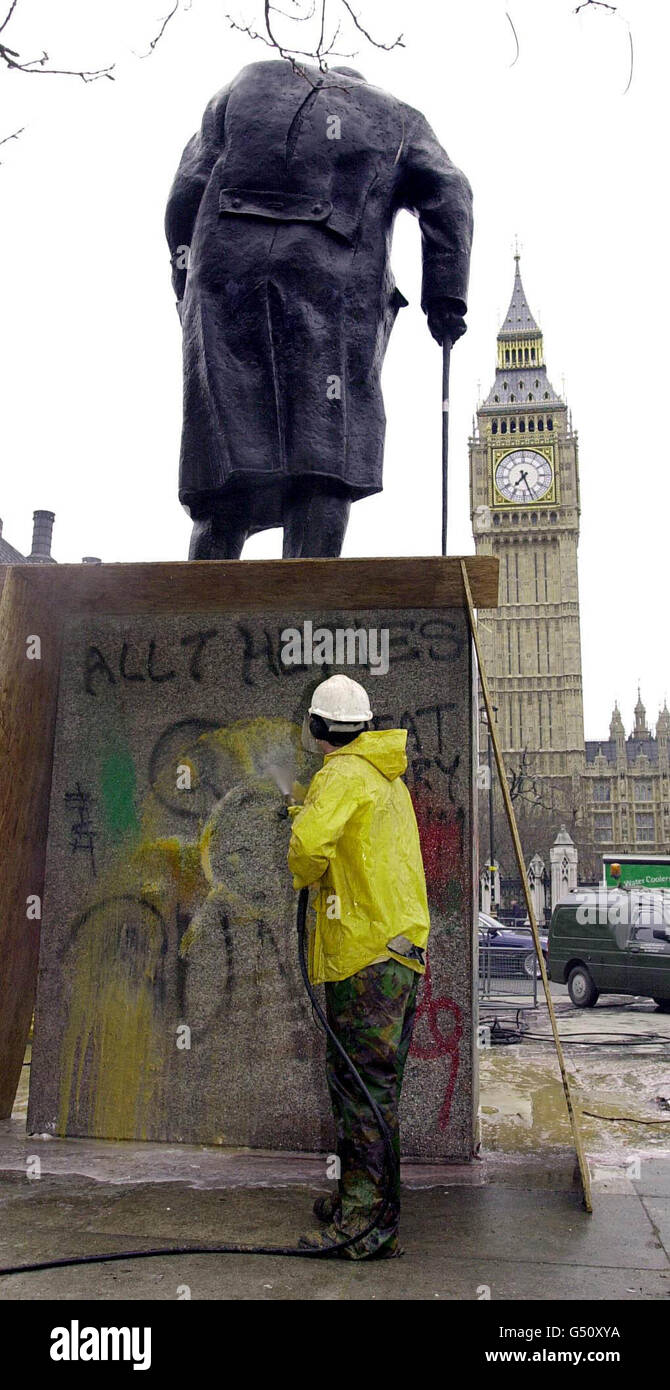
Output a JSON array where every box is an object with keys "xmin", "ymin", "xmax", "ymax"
[{"xmin": 480, "ymin": 703, "xmax": 498, "ymax": 916}]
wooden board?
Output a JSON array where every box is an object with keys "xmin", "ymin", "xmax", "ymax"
[
  {"xmin": 3, "ymin": 556, "xmax": 499, "ymax": 615},
  {"xmin": 0, "ymin": 568, "xmax": 65, "ymax": 1115}
]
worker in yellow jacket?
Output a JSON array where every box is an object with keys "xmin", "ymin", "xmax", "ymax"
[{"xmin": 288, "ymin": 674, "xmax": 430, "ymax": 1259}]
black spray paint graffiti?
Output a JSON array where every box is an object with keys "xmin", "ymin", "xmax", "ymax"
[
  {"xmin": 64, "ymin": 783, "xmax": 98, "ymax": 875},
  {"xmin": 147, "ymin": 717, "xmax": 223, "ymax": 820},
  {"xmin": 84, "ymin": 630, "xmax": 219, "ymax": 696},
  {"xmin": 82, "ymin": 618, "xmax": 465, "ymax": 695}
]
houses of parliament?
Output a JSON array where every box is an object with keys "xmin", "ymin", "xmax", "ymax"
[{"xmin": 470, "ymin": 256, "xmax": 670, "ymax": 877}]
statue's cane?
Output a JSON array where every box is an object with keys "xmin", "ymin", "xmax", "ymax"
[{"xmin": 441, "ymin": 336, "xmax": 453, "ymax": 556}]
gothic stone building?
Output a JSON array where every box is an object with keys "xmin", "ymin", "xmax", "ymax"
[{"xmin": 470, "ymin": 257, "xmax": 670, "ymax": 882}]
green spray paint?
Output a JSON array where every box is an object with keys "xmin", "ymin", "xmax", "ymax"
[{"xmin": 100, "ymin": 739, "xmax": 140, "ymax": 842}]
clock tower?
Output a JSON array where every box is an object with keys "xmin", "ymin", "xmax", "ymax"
[{"xmin": 470, "ymin": 256, "xmax": 585, "ymax": 810}]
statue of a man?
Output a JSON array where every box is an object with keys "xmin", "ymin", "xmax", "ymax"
[{"xmin": 165, "ymin": 60, "xmax": 473, "ymax": 559}]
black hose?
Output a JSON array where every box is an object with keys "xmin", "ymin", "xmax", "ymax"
[{"xmin": 0, "ymin": 888, "xmax": 397, "ymax": 1277}]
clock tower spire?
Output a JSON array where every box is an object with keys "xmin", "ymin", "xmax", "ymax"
[{"xmin": 470, "ymin": 256, "xmax": 585, "ymax": 812}]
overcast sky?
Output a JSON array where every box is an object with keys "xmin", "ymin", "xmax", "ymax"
[{"xmin": 1, "ymin": 0, "xmax": 666, "ymax": 741}]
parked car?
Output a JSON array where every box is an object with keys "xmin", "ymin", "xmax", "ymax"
[
  {"xmin": 547, "ymin": 887, "xmax": 670, "ymax": 1008},
  {"xmin": 478, "ymin": 911, "xmax": 548, "ymax": 979}
]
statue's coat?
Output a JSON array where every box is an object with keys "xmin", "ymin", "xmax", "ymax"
[{"xmin": 166, "ymin": 60, "xmax": 473, "ymax": 533}]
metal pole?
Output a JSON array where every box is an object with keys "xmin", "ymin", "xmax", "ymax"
[
  {"xmin": 487, "ymin": 719, "xmax": 495, "ymax": 914},
  {"xmin": 460, "ymin": 560, "xmax": 593, "ymax": 1213},
  {"xmin": 441, "ymin": 338, "xmax": 452, "ymax": 557}
]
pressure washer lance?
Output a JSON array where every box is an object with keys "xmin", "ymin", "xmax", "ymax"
[{"xmin": 0, "ymin": 889, "xmax": 398, "ymax": 1277}]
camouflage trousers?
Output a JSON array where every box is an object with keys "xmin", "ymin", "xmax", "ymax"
[{"xmin": 324, "ymin": 956, "xmax": 419, "ymax": 1258}]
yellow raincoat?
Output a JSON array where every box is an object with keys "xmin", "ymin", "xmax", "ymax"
[{"xmin": 288, "ymin": 729, "xmax": 430, "ymax": 984}]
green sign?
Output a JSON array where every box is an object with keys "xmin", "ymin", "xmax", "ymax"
[{"xmin": 604, "ymin": 856, "xmax": 670, "ymax": 890}]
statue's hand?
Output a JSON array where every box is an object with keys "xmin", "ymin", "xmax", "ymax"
[{"xmin": 427, "ymin": 302, "xmax": 467, "ymax": 348}]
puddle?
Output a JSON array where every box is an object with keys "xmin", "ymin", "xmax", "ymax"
[{"xmin": 480, "ymin": 1047, "xmax": 670, "ymax": 1161}]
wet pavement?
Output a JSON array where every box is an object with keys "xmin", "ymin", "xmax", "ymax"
[
  {"xmin": 479, "ymin": 987, "xmax": 670, "ymax": 1177},
  {"xmin": 1, "ymin": 988, "xmax": 669, "ymax": 1300}
]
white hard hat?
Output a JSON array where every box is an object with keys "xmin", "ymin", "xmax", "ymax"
[{"xmin": 309, "ymin": 674, "xmax": 373, "ymax": 729}]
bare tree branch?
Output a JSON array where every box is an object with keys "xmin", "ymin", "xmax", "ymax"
[
  {"xmin": 224, "ymin": 0, "xmax": 403, "ymax": 71},
  {"xmin": 138, "ymin": 0, "xmax": 181, "ymax": 59},
  {"xmin": 0, "ymin": 123, "xmax": 23, "ymax": 161},
  {"xmin": 623, "ymin": 24, "xmax": 633, "ymax": 93},
  {"xmin": 503, "ymin": 2, "xmax": 635, "ymax": 94},
  {"xmin": 505, "ymin": 10, "xmax": 520, "ymax": 67},
  {"xmin": 0, "ymin": 0, "xmax": 193, "ymax": 150},
  {"xmin": 574, "ymin": 0, "xmax": 617, "ymax": 13},
  {"xmin": 0, "ymin": 0, "xmax": 115, "ymax": 80},
  {"xmin": 339, "ymin": 1, "xmax": 404, "ymax": 51},
  {"xmin": 0, "ymin": 0, "xmax": 18, "ymax": 35},
  {"xmin": 573, "ymin": 1, "xmax": 634, "ymax": 95},
  {"xmin": 506, "ymin": 749, "xmax": 558, "ymax": 813},
  {"xmin": 0, "ymin": 49, "xmax": 116, "ymax": 79}
]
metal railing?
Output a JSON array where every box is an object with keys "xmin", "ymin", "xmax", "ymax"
[{"xmin": 478, "ymin": 935, "xmax": 541, "ymax": 1008}]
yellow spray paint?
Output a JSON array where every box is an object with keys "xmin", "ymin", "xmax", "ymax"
[
  {"xmin": 57, "ymin": 715, "xmax": 316, "ymax": 1137},
  {"xmin": 58, "ymin": 896, "xmax": 166, "ymax": 1139}
]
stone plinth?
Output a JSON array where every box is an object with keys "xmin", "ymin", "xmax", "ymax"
[{"xmin": 1, "ymin": 558, "xmax": 498, "ymax": 1160}]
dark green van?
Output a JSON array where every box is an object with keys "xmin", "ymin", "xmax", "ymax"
[{"xmin": 547, "ymin": 887, "xmax": 670, "ymax": 1009}]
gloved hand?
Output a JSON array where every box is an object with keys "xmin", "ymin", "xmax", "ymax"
[{"xmin": 427, "ymin": 299, "xmax": 467, "ymax": 348}]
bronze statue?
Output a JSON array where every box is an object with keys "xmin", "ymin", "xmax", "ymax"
[{"xmin": 165, "ymin": 60, "xmax": 473, "ymax": 559}]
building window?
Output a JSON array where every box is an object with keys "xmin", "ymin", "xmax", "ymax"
[
  {"xmin": 492, "ymin": 420, "xmax": 498, "ymax": 434},
  {"xmin": 519, "ymin": 381, "xmax": 524, "ymax": 390},
  {"xmin": 544, "ymin": 392, "xmax": 549, "ymax": 400},
  {"xmin": 593, "ymin": 782, "xmax": 611, "ymax": 802},
  {"xmin": 635, "ymin": 782, "xmax": 653, "ymax": 801},
  {"xmin": 635, "ymin": 812, "xmax": 655, "ymax": 842},
  {"xmin": 534, "ymin": 379, "xmax": 540, "ymax": 388},
  {"xmin": 524, "ymin": 348, "xmax": 529, "ymax": 362},
  {"xmin": 494, "ymin": 394, "xmax": 500, "ymax": 402},
  {"xmin": 510, "ymin": 418, "xmax": 517, "ymax": 432},
  {"xmin": 503, "ymin": 381, "xmax": 508, "ymax": 390},
  {"xmin": 594, "ymin": 814, "xmax": 613, "ymax": 841},
  {"xmin": 537, "ymin": 418, "xmax": 544, "ymax": 431},
  {"xmin": 547, "ymin": 417, "xmax": 553, "ymax": 430},
  {"xmin": 531, "ymin": 347, "xmax": 536, "ymax": 361},
  {"xmin": 510, "ymin": 394, "xmax": 516, "ymax": 402},
  {"xmin": 505, "ymin": 350, "xmax": 510, "ymax": 363},
  {"xmin": 528, "ymin": 393, "xmax": 533, "ymax": 401},
  {"xmin": 528, "ymin": 419, "xmax": 535, "ymax": 432},
  {"xmin": 501, "ymin": 420, "xmax": 507, "ymax": 434},
  {"xmin": 519, "ymin": 418, "xmax": 525, "ymax": 432}
]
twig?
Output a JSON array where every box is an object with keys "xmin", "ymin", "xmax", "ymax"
[
  {"xmin": 505, "ymin": 10, "xmax": 520, "ymax": 66},
  {"xmin": 0, "ymin": 0, "xmax": 18, "ymax": 35},
  {"xmin": 339, "ymin": 0, "xmax": 404, "ymax": 51},
  {"xmin": 226, "ymin": 0, "xmax": 402, "ymax": 69},
  {"xmin": 0, "ymin": 122, "xmax": 23, "ymax": 159},
  {"xmin": 139, "ymin": 0, "xmax": 180, "ymax": 58},
  {"xmin": 574, "ymin": 1, "xmax": 618, "ymax": 13},
  {"xmin": 0, "ymin": 0, "xmax": 115, "ymax": 81},
  {"xmin": 0, "ymin": 46, "xmax": 116, "ymax": 79},
  {"xmin": 574, "ymin": 1, "xmax": 633, "ymax": 94}
]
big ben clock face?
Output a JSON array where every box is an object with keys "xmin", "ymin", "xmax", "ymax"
[{"xmin": 494, "ymin": 448, "xmax": 554, "ymax": 504}]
